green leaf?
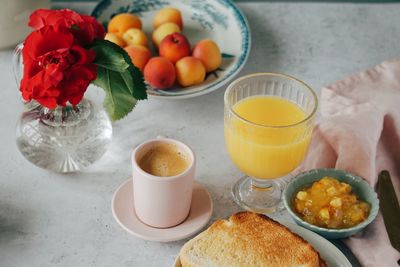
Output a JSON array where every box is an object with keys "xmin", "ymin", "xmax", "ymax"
[
  {"xmin": 93, "ymin": 67, "xmax": 137, "ymax": 121},
  {"xmin": 91, "ymin": 40, "xmax": 130, "ymax": 72},
  {"xmin": 90, "ymin": 39, "xmax": 147, "ymax": 121},
  {"xmin": 121, "ymin": 50, "xmax": 147, "ymax": 100}
]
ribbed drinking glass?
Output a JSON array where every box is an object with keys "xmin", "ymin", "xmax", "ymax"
[{"xmin": 224, "ymin": 73, "xmax": 318, "ymax": 213}]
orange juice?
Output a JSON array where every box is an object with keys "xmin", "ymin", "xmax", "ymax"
[{"xmin": 224, "ymin": 96, "xmax": 312, "ymax": 179}]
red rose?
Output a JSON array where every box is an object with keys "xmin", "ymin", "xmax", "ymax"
[
  {"xmin": 28, "ymin": 9, "xmax": 105, "ymax": 45},
  {"xmin": 73, "ymin": 15, "xmax": 106, "ymax": 46},
  {"xmin": 28, "ymin": 9, "xmax": 82, "ymax": 30},
  {"xmin": 21, "ymin": 25, "xmax": 97, "ymax": 108}
]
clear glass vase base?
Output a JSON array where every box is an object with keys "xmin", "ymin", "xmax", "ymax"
[
  {"xmin": 232, "ymin": 176, "xmax": 287, "ymax": 214},
  {"xmin": 16, "ymin": 99, "xmax": 112, "ymax": 173}
]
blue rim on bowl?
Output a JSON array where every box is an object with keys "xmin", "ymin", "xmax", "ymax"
[
  {"xmin": 283, "ymin": 168, "xmax": 379, "ymax": 239},
  {"xmin": 91, "ymin": 0, "xmax": 251, "ymax": 99}
]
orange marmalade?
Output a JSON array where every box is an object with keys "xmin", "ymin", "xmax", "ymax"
[{"xmin": 293, "ymin": 177, "xmax": 370, "ymax": 229}]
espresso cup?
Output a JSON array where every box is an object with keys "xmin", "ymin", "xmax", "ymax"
[{"xmin": 132, "ymin": 137, "xmax": 195, "ymax": 228}]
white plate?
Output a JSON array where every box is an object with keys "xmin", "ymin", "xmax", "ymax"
[
  {"xmin": 92, "ymin": 0, "xmax": 250, "ymax": 99},
  {"xmin": 173, "ymin": 221, "xmax": 352, "ymax": 267},
  {"xmin": 111, "ymin": 178, "xmax": 213, "ymax": 242}
]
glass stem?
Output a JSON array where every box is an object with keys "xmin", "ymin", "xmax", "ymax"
[{"xmin": 251, "ymin": 178, "xmax": 275, "ymax": 190}]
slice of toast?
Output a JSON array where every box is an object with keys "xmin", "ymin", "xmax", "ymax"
[{"xmin": 180, "ymin": 212, "xmax": 326, "ymax": 267}]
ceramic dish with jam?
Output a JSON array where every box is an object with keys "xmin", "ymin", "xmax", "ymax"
[{"xmin": 283, "ymin": 168, "xmax": 379, "ymax": 239}]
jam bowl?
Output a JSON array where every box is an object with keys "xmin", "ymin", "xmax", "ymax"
[{"xmin": 283, "ymin": 168, "xmax": 379, "ymax": 239}]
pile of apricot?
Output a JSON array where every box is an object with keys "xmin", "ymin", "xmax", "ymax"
[{"xmin": 105, "ymin": 7, "xmax": 222, "ymax": 89}]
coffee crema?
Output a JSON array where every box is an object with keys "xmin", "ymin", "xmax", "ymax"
[{"xmin": 138, "ymin": 143, "xmax": 190, "ymax": 177}]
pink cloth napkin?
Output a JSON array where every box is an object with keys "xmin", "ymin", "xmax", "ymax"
[{"xmin": 303, "ymin": 60, "xmax": 400, "ymax": 267}]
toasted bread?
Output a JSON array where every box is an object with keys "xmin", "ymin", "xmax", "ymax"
[{"xmin": 180, "ymin": 212, "xmax": 326, "ymax": 267}]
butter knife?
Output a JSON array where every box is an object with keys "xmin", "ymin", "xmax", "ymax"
[
  {"xmin": 378, "ymin": 170, "xmax": 400, "ymax": 253},
  {"xmin": 329, "ymin": 239, "xmax": 362, "ymax": 267}
]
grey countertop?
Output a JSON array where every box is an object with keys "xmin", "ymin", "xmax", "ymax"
[{"xmin": 1, "ymin": 1, "xmax": 400, "ymax": 266}]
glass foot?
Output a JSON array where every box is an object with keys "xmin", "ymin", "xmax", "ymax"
[{"xmin": 232, "ymin": 176, "xmax": 289, "ymax": 214}]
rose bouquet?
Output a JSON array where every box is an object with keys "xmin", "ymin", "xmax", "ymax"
[{"xmin": 19, "ymin": 8, "xmax": 146, "ymax": 121}]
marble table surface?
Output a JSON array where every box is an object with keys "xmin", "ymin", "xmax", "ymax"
[{"xmin": 1, "ymin": 1, "xmax": 400, "ymax": 266}]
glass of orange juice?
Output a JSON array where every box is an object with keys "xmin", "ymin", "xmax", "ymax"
[{"xmin": 224, "ymin": 73, "xmax": 318, "ymax": 213}]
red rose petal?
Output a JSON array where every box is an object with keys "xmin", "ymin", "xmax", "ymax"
[{"xmin": 22, "ymin": 10, "xmax": 101, "ymax": 108}]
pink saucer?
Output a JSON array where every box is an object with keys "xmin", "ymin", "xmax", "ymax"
[{"xmin": 111, "ymin": 179, "xmax": 213, "ymax": 242}]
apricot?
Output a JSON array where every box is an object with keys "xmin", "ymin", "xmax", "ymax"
[
  {"xmin": 192, "ymin": 39, "xmax": 222, "ymax": 72},
  {"xmin": 153, "ymin": 7, "xmax": 183, "ymax": 30},
  {"xmin": 175, "ymin": 57, "xmax": 205, "ymax": 87},
  {"xmin": 144, "ymin": 57, "xmax": 176, "ymax": 89},
  {"xmin": 122, "ymin": 28, "xmax": 148, "ymax": 47},
  {"xmin": 108, "ymin": 13, "xmax": 142, "ymax": 37},
  {"xmin": 104, "ymin": 32, "xmax": 126, "ymax": 47},
  {"xmin": 124, "ymin": 45, "xmax": 151, "ymax": 72},
  {"xmin": 152, "ymin": 22, "xmax": 180, "ymax": 47},
  {"xmin": 159, "ymin": 33, "xmax": 190, "ymax": 64}
]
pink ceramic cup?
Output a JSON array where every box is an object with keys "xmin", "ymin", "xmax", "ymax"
[{"xmin": 132, "ymin": 137, "xmax": 195, "ymax": 228}]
